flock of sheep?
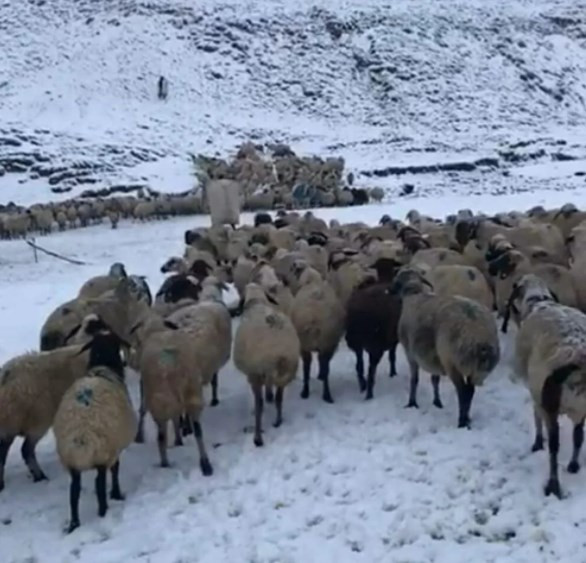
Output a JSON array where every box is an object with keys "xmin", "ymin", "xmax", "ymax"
[
  {"xmin": 2, "ymin": 201, "xmax": 586, "ymax": 534},
  {"xmin": 0, "ymin": 193, "xmax": 204, "ymax": 239}
]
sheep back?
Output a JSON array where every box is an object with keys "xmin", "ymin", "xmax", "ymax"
[{"xmin": 53, "ymin": 368, "xmax": 137, "ymax": 471}]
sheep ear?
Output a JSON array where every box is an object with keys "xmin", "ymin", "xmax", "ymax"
[
  {"xmin": 421, "ymin": 277, "xmax": 434, "ymax": 290},
  {"xmin": 265, "ymin": 292, "xmax": 279, "ymax": 305},
  {"xmin": 63, "ymin": 323, "xmax": 82, "ymax": 344},
  {"xmin": 164, "ymin": 320, "xmax": 179, "ymax": 330},
  {"xmin": 550, "ymin": 290, "xmax": 560, "ymax": 303},
  {"xmin": 129, "ymin": 321, "xmax": 143, "ymax": 335}
]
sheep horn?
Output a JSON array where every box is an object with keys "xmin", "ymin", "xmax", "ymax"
[{"xmin": 63, "ymin": 323, "xmax": 82, "ymax": 345}]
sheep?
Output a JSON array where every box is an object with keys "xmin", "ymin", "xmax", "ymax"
[
  {"xmin": 456, "ymin": 217, "xmax": 568, "ymax": 265},
  {"xmin": 416, "ymin": 263, "xmax": 495, "ymax": 311},
  {"xmin": 52, "ymin": 328, "xmax": 137, "ymax": 533},
  {"xmin": 506, "ymin": 274, "xmax": 586, "ymax": 498},
  {"xmin": 77, "ymin": 262, "xmax": 128, "ymax": 300},
  {"xmin": 133, "ymin": 201, "xmax": 156, "ymax": 221},
  {"xmin": 3, "ymin": 212, "xmax": 30, "ymax": 239},
  {"xmin": 289, "ymin": 261, "xmax": 345, "ymax": 403},
  {"xmin": 327, "ymin": 251, "xmax": 371, "ymax": 307},
  {"xmin": 127, "ymin": 309, "xmax": 214, "ymax": 475},
  {"xmin": 345, "ymin": 258, "xmax": 402, "ymax": 399},
  {"xmin": 233, "ymin": 283, "xmax": 300, "ymax": 446},
  {"xmin": 154, "ymin": 274, "xmax": 202, "ymax": 305},
  {"xmin": 390, "ymin": 268, "xmax": 500, "ymax": 428},
  {"xmin": 487, "ymin": 248, "xmax": 578, "ymax": 319},
  {"xmin": 410, "ymin": 248, "xmax": 471, "ymax": 269},
  {"xmin": 0, "ymin": 316, "xmax": 111, "ymax": 491},
  {"xmin": 166, "ymin": 276, "xmax": 232, "ymax": 407},
  {"xmin": 254, "ymin": 212, "xmax": 273, "ymax": 227},
  {"xmin": 40, "ymin": 278, "xmax": 140, "ymax": 353}
]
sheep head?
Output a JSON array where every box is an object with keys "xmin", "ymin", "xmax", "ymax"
[
  {"xmin": 389, "ymin": 267, "xmax": 434, "ymax": 297},
  {"xmin": 501, "ymin": 274, "xmax": 558, "ymax": 333}
]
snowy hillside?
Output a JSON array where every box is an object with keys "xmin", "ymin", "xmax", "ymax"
[{"xmin": 2, "ymin": 0, "xmax": 586, "ymax": 204}]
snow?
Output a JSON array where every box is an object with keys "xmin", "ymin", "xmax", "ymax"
[
  {"xmin": 2, "ymin": 0, "xmax": 586, "ymax": 558},
  {"xmin": 2, "ymin": 193, "xmax": 586, "ymax": 562}
]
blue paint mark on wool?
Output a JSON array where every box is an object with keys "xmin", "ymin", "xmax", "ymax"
[{"xmin": 75, "ymin": 388, "xmax": 93, "ymax": 406}]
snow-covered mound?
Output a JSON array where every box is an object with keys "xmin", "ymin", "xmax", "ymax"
[{"xmin": 2, "ymin": 0, "xmax": 586, "ymax": 204}]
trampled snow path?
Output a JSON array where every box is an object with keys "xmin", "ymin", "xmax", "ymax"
[{"xmin": 2, "ymin": 194, "xmax": 586, "ymax": 562}]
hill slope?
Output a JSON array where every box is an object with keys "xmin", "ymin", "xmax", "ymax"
[{"xmin": 1, "ymin": 0, "xmax": 586, "ymax": 204}]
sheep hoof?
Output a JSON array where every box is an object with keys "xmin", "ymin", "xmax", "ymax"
[
  {"xmin": 110, "ymin": 490, "xmax": 125, "ymax": 501},
  {"xmin": 254, "ymin": 436, "xmax": 264, "ymax": 447},
  {"xmin": 210, "ymin": 398, "xmax": 219, "ymax": 407},
  {"xmin": 65, "ymin": 520, "xmax": 80, "ymax": 534},
  {"xmin": 32, "ymin": 472, "xmax": 48, "ymax": 483},
  {"xmin": 300, "ymin": 388, "xmax": 310, "ymax": 399},
  {"xmin": 433, "ymin": 399, "xmax": 443, "ymax": 409},
  {"xmin": 358, "ymin": 379, "xmax": 367, "ymax": 392},
  {"xmin": 568, "ymin": 461, "xmax": 580, "ymax": 474},
  {"xmin": 98, "ymin": 506, "xmax": 108, "ymax": 518},
  {"xmin": 544, "ymin": 478, "xmax": 562, "ymax": 499},
  {"xmin": 200, "ymin": 459, "xmax": 214, "ymax": 477},
  {"xmin": 531, "ymin": 437, "xmax": 544, "ymax": 452},
  {"xmin": 458, "ymin": 419, "xmax": 471, "ymax": 429},
  {"xmin": 273, "ymin": 418, "xmax": 283, "ymax": 428},
  {"xmin": 405, "ymin": 400, "xmax": 418, "ymax": 409},
  {"xmin": 160, "ymin": 461, "xmax": 172, "ymax": 469},
  {"xmin": 365, "ymin": 392, "xmax": 374, "ymax": 401},
  {"xmin": 182, "ymin": 427, "xmax": 194, "ymax": 437},
  {"xmin": 317, "ymin": 374, "xmax": 325, "ymax": 381},
  {"xmin": 322, "ymin": 394, "xmax": 334, "ymax": 404},
  {"xmin": 389, "ymin": 371, "xmax": 397, "ymax": 378}
]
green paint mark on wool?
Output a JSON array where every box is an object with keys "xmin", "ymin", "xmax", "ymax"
[
  {"xmin": 75, "ymin": 388, "xmax": 93, "ymax": 406},
  {"xmin": 160, "ymin": 348, "xmax": 178, "ymax": 366}
]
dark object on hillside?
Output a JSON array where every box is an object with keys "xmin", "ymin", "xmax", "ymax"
[
  {"xmin": 158, "ymin": 76, "xmax": 168, "ymax": 100},
  {"xmin": 399, "ymin": 184, "xmax": 415, "ymax": 196}
]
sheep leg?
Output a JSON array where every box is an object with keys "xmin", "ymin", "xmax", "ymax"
[
  {"xmin": 300, "ymin": 352, "xmax": 312, "ymax": 399},
  {"xmin": 265, "ymin": 385, "xmax": 275, "ymax": 403},
  {"xmin": 21, "ymin": 436, "xmax": 48, "ymax": 482},
  {"xmin": 156, "ymin": 421, "xmax": 171, "ymax": 467},
  {"xmin": 135, "ymin": 381, "xmax": 147, "ymax": 443},
  {"xmin": 274, "ymin": 387, "xmax": 284, "ymax": 428},
  {"xmin": 318, "ymin": 351, "xmax": 335, "ymax": 404},
  {"xmin": 431, "ymin": 374, "xmax": 443, "ymax": 408},
  {"xmin": 0, "ymin": 437, "xmax": 15, "ymax": 492},
  {"xmin": 66, "ymin": 470, "xmax": 82, "ymax": 534},
  {"xmin": 172, "ymin": 418, "xmax": 184, "ymax": 447},
  {"xmin": 531, "ymin": 407, "xmax": 545, "ymax": 452},
  {"xmin": 210, "ymin": 372, "xmax": 219, "ymax": 407},
  {"xmin": 355, "ymin": 349, "xmax": 366, "ymax": 392},
  {"xmin": 543, "ymin": 412, "xmax": 562, "ymax": 498},
  {"xmin": 181, "ymin": 414, "xmax": 193, "ymax": 436},
  {"xmin": 253, "ymin": 383, "xmax": 264, "ymax": 447},
  {"xmin": 110, "ymin": 460, "xmax": 125, "ymax": 500},
  {"xmin": 95, "ymin": 466, "xmax": 108, "ymax": 517},
  {"xmin": 191, "ymin": 418, "xmax": 213, "ymax": 476},
  {"xmin": 568, "ymin": 419, "xmax": 585, "ymax": 474},
  {"xmin": 453, "ymin": 377, "xmax": 475, "ymax": 428},
  {"xmin": 388, "ymin": 345, "xmax": 398, "ymax": 378},
  {"xmin": 366, "ymin": 348, "xmax": 384, "ymax": 400},
  {"xmin": 405, "ymin": 359, "xmax": 419, "ymax": 408}
]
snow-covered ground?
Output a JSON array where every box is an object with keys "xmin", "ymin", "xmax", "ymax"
[{"xmin": 2, "ymin": 192, "xmax": 586, "ymax": 562}]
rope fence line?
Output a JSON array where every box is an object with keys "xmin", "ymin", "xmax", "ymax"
[{"xmin": 25, "ymin": 238, "xmax": 88, "ymax": 266}]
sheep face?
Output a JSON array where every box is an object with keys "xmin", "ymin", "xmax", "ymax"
[
  {"xmin": 389, "ymin": 268, "xmax": 434, "ymax": 297},
  {"xmin": 501, "ymin": 274, "xmax": 557, "ymax": 333},
  {"xmin": 160, "ymin": 257, "xmax": 184, "ymax": 274},
  {"xmin": 76, "ymin": 327, "xmax": 128, "ymax": 379},
  {"xmin": 487, "ymin": 250, "xmax": 523, "ymax": 279}
]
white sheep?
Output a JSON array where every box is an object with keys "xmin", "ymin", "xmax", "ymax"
[
  {"xmin": 53, "ymin": 329, "xmax": 137, "ymax": 533},
  {"xmin": 507, "ymin": 274, "xmax": 586, "ymax": 498},
  {"xmin": 289, "ymin": 261, "xmax": 345, "ymax": 403},
  {"xmin": 391, "ymin": 268, "xmax": 500, "ymax": 428},
  {"xmin": 127, "ymin": 308, "xmax": 213, "ymax": 475},
  {"xmin": 233, "ymin": 283, "xmax": 300, "ymax": 446}
]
